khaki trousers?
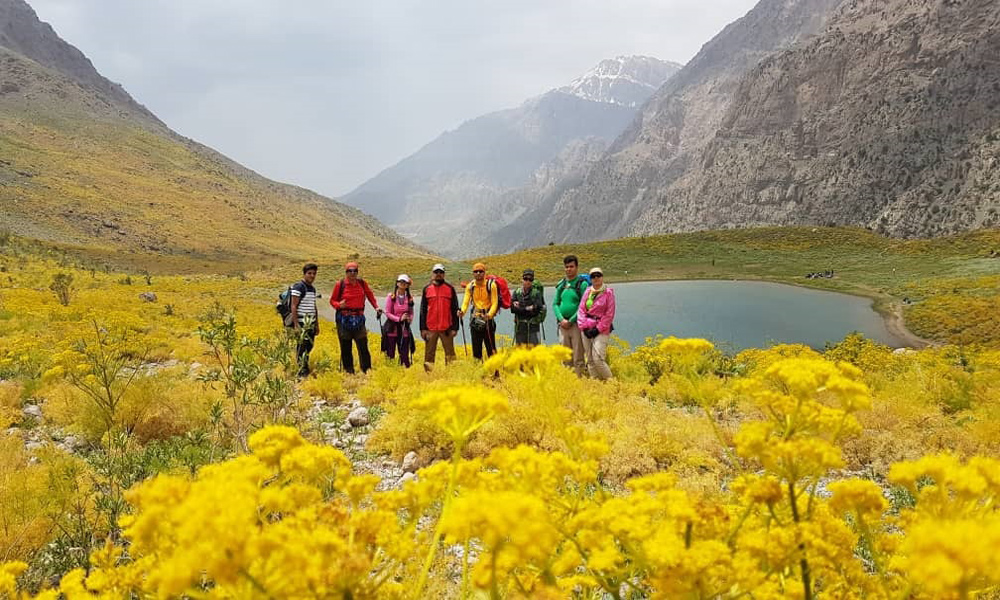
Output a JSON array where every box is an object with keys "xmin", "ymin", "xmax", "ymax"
[
  {"xmin": 582, "ymin": 333, "xmax": 613, "ymax": 380},
  {"xmin": 423, "ymin": 330, "xmax": 456, "ymax": 372},
  {"xmin": 559, "ymin": 322, "xmax": 586, "ymax": 377}
]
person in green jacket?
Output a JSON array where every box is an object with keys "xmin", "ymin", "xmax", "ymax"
[
  {"xmin": 553, "ymin": 255, "xmax": 590, "ymax": 376},
  {"xmin": 511, "ymin": 269, "xmax": 546, "ymax": 345}
]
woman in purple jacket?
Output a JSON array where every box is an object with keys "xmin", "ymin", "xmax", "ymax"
[
  {"xmin": 381, "ymin": 274, "xmax": 416, "ymax": 368},
  {"xmin": 576, "ymin": 267, "xmax": 616, "ymax": 380}
]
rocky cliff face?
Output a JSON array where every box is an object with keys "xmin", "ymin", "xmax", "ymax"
[
  {"xmin": 344, "ymin": 56, "xmax": 681, "ymax": 257},
  {"xmin": 536, "ymin": 0, "xmax": 1000, "ymax": 244},
  {"xmin": 531, "ymin": 0, "xmax": 843, "ymax": 246}
]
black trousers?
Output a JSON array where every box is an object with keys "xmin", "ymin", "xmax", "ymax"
[
  {"xmin": 470, "ymin": 319, "xmax": 497, "ymax": 360},
  {"xmin": 338, "ymin": 326, "xmax": 372, "ymax": 374},
  {"xmin": 295, "ymin": 324, "xmax": 317, "ymax": 376}
]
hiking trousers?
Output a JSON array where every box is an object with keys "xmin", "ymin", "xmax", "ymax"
[
  {"xmin": 514, "ymin": 323, "xmax": 540, "ymax": 346},
  {"xmin": 338, "ymin": 325, "xmax": 371, "ymax": 374},
  {"xmin": 582, "ymin": 332, "xmax": 613, "ymax": 381},
  {"xmin": 470, "ymin": 319, "xmax": 497, "ymax": 360},
  {"xmin": 424, "ymin": 331, "xmax": 456, "ymax": 372},
  {"xmin": 559, "ymin": 322, "xmax": 586, "ymax": 376},
  {"xmin": 295, "ymin": 323, "xmax": 318, "ymax": 377},
  {"xmin": 385, "ymin": 335, "xmax": 412, "ymax": 368}
]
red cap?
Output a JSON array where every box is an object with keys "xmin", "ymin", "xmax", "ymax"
[{"xmin": 345, "ymin": 261, "xmax": 359, "ymax": 270}]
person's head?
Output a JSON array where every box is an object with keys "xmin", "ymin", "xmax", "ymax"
[
  {"xmin": 521, "ymin": 269, "xmax": 535, "ymax": 291},
  {"xmin": 472, "ymin": 262, "xmax": 487, "ymax": 283},
  {"xmin": 345, "ymin": 261, "xmax": 359, "ymax": 282},
  {"xmin": 302, "ymin": 263, "xmax": 318, "ymax": 284},
  {"xmin": 395, "ymin": 273, "xmax": 411, "ymax": 294},
  {"xmin": 589, "ymin": 267, "xmax": 604, "ymax": 288},
  {"xmin": 432, "ymin": 263, "xmax": 446, "ymax": 284},
  {"xmin": 563, "ymin": 255, "xmax": 579, "ymax": 279}
]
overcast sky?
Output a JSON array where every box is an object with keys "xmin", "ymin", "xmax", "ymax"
[{"xmin": 30, "ymin": 0, "xmax": 758, "ymax": 197}]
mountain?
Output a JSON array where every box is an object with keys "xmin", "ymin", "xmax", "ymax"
[
  {"xmin": 344, "ymin": 56, "xmax": 681, "ymax": 257},
  {"xmin": 0, "ymin": 0, "xmax": 425, "ymax": 271},
  {"xmin": 532, "ymin": 0, "xmax": 1000, "ymax": 245}
]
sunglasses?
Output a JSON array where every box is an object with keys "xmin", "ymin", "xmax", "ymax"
[
  {"xmin": 397, "ymin": 280, "xmax": 410, "ymax": 284},
  {"xmin": 591, "ymin": 273, "xmax": 603, "ymax": 277},
  {"xmin": 523, "ymin": 277, "xmax": 534, "ymax": 281},
  {"xmin": 346, "ymin": 269, "xmax": 358, "ymax": 273},
  {"xmin": 473, "ymin": 270, "xmax": 484, "ymax": 274},
  {"xmin": 433, "ymin": 270, "xmax": 445, "ymax": 274}
]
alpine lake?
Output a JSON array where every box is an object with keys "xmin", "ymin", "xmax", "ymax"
[{"xmin": 349, "ymin": 280, "xmax": 905, "ymax": 353}]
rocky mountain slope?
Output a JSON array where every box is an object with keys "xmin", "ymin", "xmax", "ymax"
[
  {"xmin": 344, "ymin": 56, "xmax": 681, "ymax": 257},
  {"xmin": 534, "ymin": 0, "xmax": 1000, "ymax": 245},
  {"xmin": 0, "ymin": 0, "xmax": 425, "ymax": 271}
]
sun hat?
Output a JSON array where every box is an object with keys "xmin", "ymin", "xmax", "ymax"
[
  {"xmin": 432, "ymin": 263, "xmax": 446, "ymax": 273},
  {"xmin": 397, "ymin": 274, "xmax": 411, "ymax": 283},
  {"xmin": 472, "ymin": 262, "xmax": 487, "ymax": 272},
  {"xmin": 589, "ymin": 267, "xmax": 604, "ymax": 276}
]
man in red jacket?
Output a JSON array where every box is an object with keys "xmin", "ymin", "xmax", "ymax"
[
  {"xmin": 330, "ymin": 261, "xmax": 382, "ymax": 374},
  {"xmin": 419, "ymin": 263, "xmax": 460, "ymax": 372}
]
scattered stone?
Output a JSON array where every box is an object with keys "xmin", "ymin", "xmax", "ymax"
[
  {"xmin": 339, "ymin": 422, "xmax": 353, "ymax": 433},
  {"xmin": 353, "ymin": 434, "xmax": 369, "ymax": 446},
  {"xmin": 348, "ymin": 407, "xmax": 370, "ymax": 427},
  {"xmin": 102, "ymin": 220, "xmax": 116, "ymax": 228},
  {"xmin": 63, "ymin": 435, "xmax": 82, "ymax": 450},
  {"xmin": 333, "ymin": 439, "xmax": 346, "ymax": 449},
  {"xmin": 25, "ymin": 441, "xmax": 44, "ymax": 451},
  {"xmin": 22, "ymin": 404, "xmax": 42, "ymax": 419},
  {"xmin": 399, "ymin": 472, "xmax": 416, "ymax": 486},
  {"xmin": 381, "ymin": 459, "xmax": 396, "ymax": 469},
  {"xmin": 138, "ymin": 292, "xmax": 157, "ymax": 303},
  {"xmin": 402, "ymin": 451, "xmax": 420, "ymax": 474},
  {"xmin": 892, "ymin": 348, "xmax": 917, "ymax": 355}
]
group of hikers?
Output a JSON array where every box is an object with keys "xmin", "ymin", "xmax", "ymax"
[{"xmin": 283, "ymin": 255, "xmax": 616, "ymax": 381}]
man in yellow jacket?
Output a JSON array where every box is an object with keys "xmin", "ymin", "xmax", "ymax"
[{"xmin": 458, "ymin": 262, "xmax": 499, "ymax": 360}]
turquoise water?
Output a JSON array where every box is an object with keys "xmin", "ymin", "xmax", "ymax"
[
  {"xmin": 347, "ymin": 280, "xmax": 904, "ymax": 352},
  {"xmin": 522, "ymin": 280, "xmax": 902, "ymax": 352}
]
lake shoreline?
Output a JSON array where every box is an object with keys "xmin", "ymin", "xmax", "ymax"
[{"xmin": 316, "ymin": 275, "xmax": 933, "ymax": 350}]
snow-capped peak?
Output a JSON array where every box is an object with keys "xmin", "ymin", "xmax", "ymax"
[{"xmin": 558, "ymin": 55, "xmax": 682, "ymax": 108}]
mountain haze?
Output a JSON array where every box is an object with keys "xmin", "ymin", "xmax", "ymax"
[
  {"xmin": 344, "ymin": 56, "xmax": 681, "ymax": 257},
  {"xmin": 533, "ymin": 0, "xmax": 1000, "ymax": 245},
  {"xmin": 0, "ymin": 0, "xmax": 424, "ymax": 271}
]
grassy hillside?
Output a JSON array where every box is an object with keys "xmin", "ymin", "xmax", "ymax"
[{"xmin": 0, "ymin": 47, "xmax": 429, "ymax": 272}]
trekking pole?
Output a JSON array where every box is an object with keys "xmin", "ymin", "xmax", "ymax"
[
  {"xmin": 540, "ymin": 318, "xmax": 546, "ymax": 344},
  {"xmin": 460, "ymin": 318, "xmax": 469, "ymax": 357}
]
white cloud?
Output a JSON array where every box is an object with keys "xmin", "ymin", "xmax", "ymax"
[{"xmin": 28, "ymin": 0, "xmax": 758, "ymax": 196}]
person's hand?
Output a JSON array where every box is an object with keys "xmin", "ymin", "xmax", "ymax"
[
  {"xmin": 421, "ymin": 330, "xmax": 429, "ymax": 341},
  {"xmin": 315, "ymin": 324, "xmax": 320, "ymax": 336},
  {"xmin": 376, "ymin": 308, "xmax": 384, "ymax": 318},
  {"xmin": 448, "ymin": 330, "xmax": 458, "ymax": 338},
  {"xmin": 457, "ymin": 309, "xmax": 465, "ymax": 319},
  {"xmin": 512, "ymin": 301, "xmax": 521, "ymax": 308},
  {"xmin": 559, "ymin": 319, "xmax": 570, "ymax": 330}
]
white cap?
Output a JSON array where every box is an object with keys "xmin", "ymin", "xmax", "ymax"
[
  {"xmin": 589, "ymin": 267, "xmax": 604, "ymax": 276},
  {"xmin": 432, "ymin": 263, "xmax": 446, "ymax": 273},
  {"xmin": 397, "ymin": 273, "xmax": 411, "ymax": 283}
]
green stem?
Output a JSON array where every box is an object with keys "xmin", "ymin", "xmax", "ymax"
[
  {"xmin": 787, "ymin": 480, "xmax": 813, "ymax": 600},
  {"xmin": 413, "ymin": 439, "xmax": 464, "ymax": 599}
]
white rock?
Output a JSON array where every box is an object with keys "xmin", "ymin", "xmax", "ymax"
[
  {"xmin": 339, "ymin": 422, "xmax": 353, "ymax": 433},
  {"xmin": 892, "ymin": 348, "xmax": 917, "ymax": 355},
  {"xmin": 348, "ymin": 407, "xmax": 370, "ymax": 427},
  {"xmin": 399, "ymin": 472, "xmax": 416, "ymax": 486},
  {"xmin": 22, "ymin": 404, "xmax": 42, "ymax": 419},
  {"xmin": 25, "ymin": 441, "xmax": 44, "ymax": 451},
  {"xmin": 402, "ymin": 451, "xmax": 420, "ymax": 473}
]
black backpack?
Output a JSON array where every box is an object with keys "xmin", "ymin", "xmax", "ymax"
[{"xmin": 276, "ymin": 285, "xmax": 294, "ymax": 323}]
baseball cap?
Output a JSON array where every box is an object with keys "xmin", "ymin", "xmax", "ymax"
[
  {"xmin": 589, "ymin": 267, "xmax": 604, "ymax": 276},
  {"xmin": 522, "ymin": 269, "xmax": 535, "ymax": 279},
  {"xmin": 345, "ymin": 261, "xmax": 359, "ymax": 270},
  {"xmin": 397, "ymin": 274, "xmax": 411, "ymax": 283},
  {"xmin": 472, "ymin": 262, "xmax": 487, "ymax": 272},
  {"xmin": 432, "ymin": 263, "xmax": 446, "ymax": 273}
]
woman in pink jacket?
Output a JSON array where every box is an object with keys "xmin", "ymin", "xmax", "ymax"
[
  {"xmin": 381, "ymin": 274, "xmax": 416, "ymax": 368},
  {"xmin": 576, "ymin": 267, "xmax": 615, "ymax": 380}
]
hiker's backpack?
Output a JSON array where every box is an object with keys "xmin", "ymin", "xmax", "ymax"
[
  {"xmin": 276, "ymin": 285, "xmax": 293, "ymax": 325},
  {"xmin": 487, "ymin": 276, "xmax": 512, "ymax": 310}
]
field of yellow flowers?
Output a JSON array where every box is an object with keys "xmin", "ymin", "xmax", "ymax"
[{"xmin": 2, "ymin": 239, "xmax": 1000, "ymax": 599}]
